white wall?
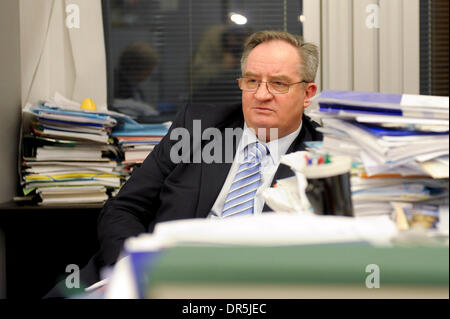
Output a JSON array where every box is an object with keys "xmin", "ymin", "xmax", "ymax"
[
  {"xmin": 20, "ymin": 0, "xmax": 108, "ymax": 109},
  {"xmin": 0, "ymin": 0, "xmax": 22, "ymax": 204},
  {"xmin": 0, "ymin": 0, "xmax": 22, "ymax": 298}
]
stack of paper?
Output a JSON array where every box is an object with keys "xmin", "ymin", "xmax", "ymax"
[
  {"xmin": 101, "ymin": 213, "xmax": 399, "ymax": 298},
  {"xmin": 308, "ymin": 90, "xmax": 449, "ymax": 220},
  {"xmin": 117, "ymin": 137, "xmax": 159, "ymax": 164},
  {"xmin": 128, "ymin": 212, "xmax": 399, "ymax": 248},
  {"xmin": 111, "ymin": 122, "xmax": 169, "ymax": 173},
  {"xmin": 20, "ymin": 103, "xmax": 125, "ymax": 205}
]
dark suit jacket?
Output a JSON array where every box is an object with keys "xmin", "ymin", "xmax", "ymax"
[{"xmin": 44, "ymin": 102, "xmax": 322, "ymax": 298}]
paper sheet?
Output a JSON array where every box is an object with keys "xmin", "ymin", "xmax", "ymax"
[{"xmin": 125, "ymin": 213, "xmax": 398, "ymax": 250}]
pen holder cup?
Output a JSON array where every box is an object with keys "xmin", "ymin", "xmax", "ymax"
[{"xmin": 303, "ymin": 156, "xmax": 354, "ymax": 217}]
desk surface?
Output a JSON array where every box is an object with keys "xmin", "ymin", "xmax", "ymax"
[{"xmin": 0, "ymin": 201, "xmax": 103, "ymax": 211}]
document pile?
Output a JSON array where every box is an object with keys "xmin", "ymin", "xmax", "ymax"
[
  {"xmin": 308, "ymin": 90, "xmax": 449, "ymax": 224},
  {"xmin": 102, "ymin": 213, "xmax": 399, "ymax": 298},
  {"xmin": 20, "ymin": 102, "xmax": 124, "ymax": 205},
  {"xmin": 111, "ymin": 122, "xmax": 169, "ymax": 173}
]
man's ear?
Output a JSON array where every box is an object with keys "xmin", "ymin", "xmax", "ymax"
[{"xmin": 303, "ymin": 83, "xmax": 318, "ymax": 108}]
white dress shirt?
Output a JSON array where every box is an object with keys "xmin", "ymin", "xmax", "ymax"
[{"xmin": 208, "ymin": 122, "xmax": 302, "ymax": 218}]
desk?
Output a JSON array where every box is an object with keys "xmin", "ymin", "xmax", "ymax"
[{"xmin": 0, "ymin": 202, "xmax": 101, "ymax": 298}]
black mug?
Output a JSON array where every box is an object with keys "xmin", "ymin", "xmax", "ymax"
[{"xmin": 302, "ymin": 156, "xmax": 354, "ymax": 217}]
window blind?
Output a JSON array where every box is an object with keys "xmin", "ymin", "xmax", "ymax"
[
  {"xmin": 102, "ymin": 0, "xmax": 303, "ymax": 123},
  {"xmin": 420, "ymin": 0, "xmax": 449, "ymax": 96}
]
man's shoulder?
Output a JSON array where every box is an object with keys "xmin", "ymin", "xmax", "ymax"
[
  {"xmin": 302, "ymin": 114, "xmax": 323, "ymax": 141},
  {"xmin": 183, "ymin": 102, "xmax": 244, "ymax": 129}
]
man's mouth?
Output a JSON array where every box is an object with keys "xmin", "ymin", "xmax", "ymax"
[{"xmin": 254, "ymin": 106, "xmax": 274, "ymax": 112}]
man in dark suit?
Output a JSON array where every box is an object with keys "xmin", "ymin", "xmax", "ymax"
[{"xmin": 45, "ymin": 30, "xmax": 322, "ymax": 297}]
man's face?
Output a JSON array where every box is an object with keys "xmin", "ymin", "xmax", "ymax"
[{"xmin": 242, "ymin": 40, "xmax": 317, "ymax": 141}]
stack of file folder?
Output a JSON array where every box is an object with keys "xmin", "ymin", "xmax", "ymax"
[
  {"xmin": 20, "ymin": 103, "xmax": 125, "ymax": 205},
  {"xmin": 309, "ymin": 90, "xmax": 449, "ymax": 221},
  {"xmin": 111, "ymin": 122, "xmax": 169, "ymax": 173}
]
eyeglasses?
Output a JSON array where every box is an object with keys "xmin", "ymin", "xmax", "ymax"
[{"xmin": 237, "ymin": 77, "xmax": 308, "ymax": 94}]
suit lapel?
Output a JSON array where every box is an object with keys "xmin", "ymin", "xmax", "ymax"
[
  {"xmin": 262, "ymin": 117, "xmax": 312, "ymax": 212},
  {"xmin": 195, "ymin": 119, "xmax": 244, "ymax": 218},
  {"xmin": 270, "ymin": 120, "xmax": 309, "ymax": 185}
]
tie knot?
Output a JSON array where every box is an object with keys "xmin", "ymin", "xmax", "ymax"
[{"xmin": 246, "ymin": 142, "xmax": 269, "ymax": 162}]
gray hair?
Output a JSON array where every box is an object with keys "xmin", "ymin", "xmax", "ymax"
[{"xmin": 240, "ymin": 30, "xmax": 319, "ymax": 83}]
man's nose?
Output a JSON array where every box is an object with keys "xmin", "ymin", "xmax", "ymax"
[{"xmin": 254, "ymin": 82, "xmax": 273, "ymax": 100}]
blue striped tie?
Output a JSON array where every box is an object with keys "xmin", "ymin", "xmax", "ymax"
[{"xmin": 222, "ymin": 142, "xmax": 269, "ymax": 218}]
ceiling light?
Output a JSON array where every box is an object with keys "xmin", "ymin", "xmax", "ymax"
[{"xmin": 230, "ymin": 13, "xmax": 247, "ymax": 25}]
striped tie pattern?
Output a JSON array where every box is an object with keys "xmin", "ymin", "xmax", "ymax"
[{"xmin": 222, "ymin": 142, "xmax": 269, "ymax": 218}]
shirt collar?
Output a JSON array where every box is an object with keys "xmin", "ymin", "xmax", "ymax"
[{"xmin": 240, "ymin": 122, "xmax": 303, "ymax": 164}]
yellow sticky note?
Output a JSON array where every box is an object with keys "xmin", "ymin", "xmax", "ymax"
[
  {"xmin": 395, "ymin": 202, "xmax": 409, "ymax": 231},
  {"xmin": 81, "ymin": 98, "xmax": 97, "ymax": 111}
]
